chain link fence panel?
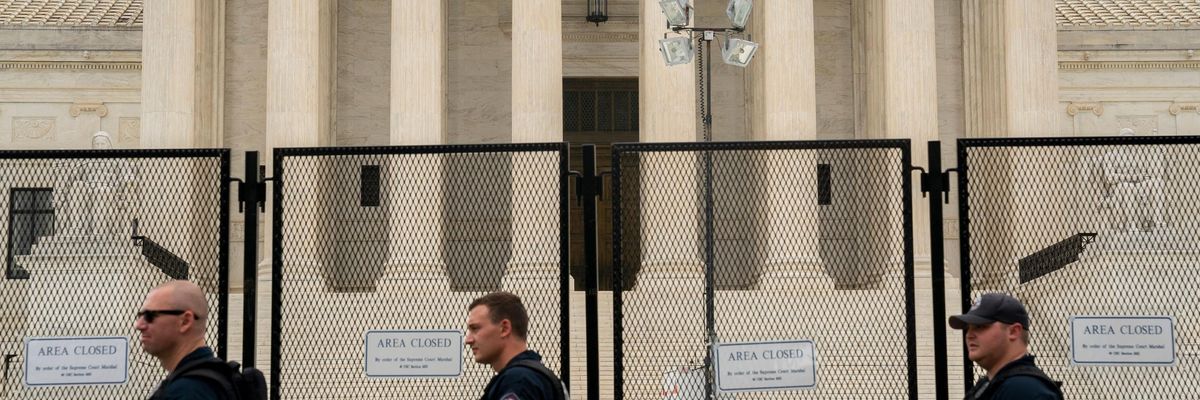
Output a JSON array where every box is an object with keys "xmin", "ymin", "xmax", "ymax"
[
  {"xmin": 957, "ymin": 136, "xmax": 1200, "ymax": 399},
  {"xmin": 0, "ymin": 149, "xmax": 230, "ymax": 399},
  {"xmin": 613, "ymin": 141, "xmax": 915, "ymax": 399},
  {"xmin": 271, "ymin": 144, "xmax": 569, "ymax": 400}
]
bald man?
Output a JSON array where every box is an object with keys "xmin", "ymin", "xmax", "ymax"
[{"xmin": 136, "ymin": 280, "xmax": 231, "ymax": 400}]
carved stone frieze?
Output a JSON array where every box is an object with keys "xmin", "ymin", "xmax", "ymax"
[
  {"xmin": 70, "ymin": 101, "xmax": 108, "ymax": 117},
  {"xmin": 1066, "ymin": 102, "xmax": 1104, "ymax": 116},
  {"xmin": 119, "ymin": 117, "xmax": 141, "ymax": 144},
  {"xmin": 1116, "ymin": 115, "xmax": 1159, "ymax": 135},
  {"xmin": 1169, "ymin": 103, "xmax": 1200, "ymax": 116},
  {"xmin": 13, "ymin": 117, "xmax": 56, "ymax": 141}
]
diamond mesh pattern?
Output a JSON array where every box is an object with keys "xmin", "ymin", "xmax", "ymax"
[
  {"xmin": 272, "ymin": 145, "xmax": 568, "ymax": 399},
  {"xmin": 958, "ymin": 138, "xmax": 1200, "ymax": 398},
  {"xmin": 0, "ymin": 150, "xmax": 229, "ymax": 398},
  {"xmin": 613, "ymin": 142, "xmax": 914, "ymax": 399}
]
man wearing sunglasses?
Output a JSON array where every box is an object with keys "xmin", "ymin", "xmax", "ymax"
[
  {"xmin": 950, "ymin": 292, "xmax": 1062, "ymax": 400},
  {"xmin": 136, "ymin": 280, "xmax": 228, "ymax": 399}
]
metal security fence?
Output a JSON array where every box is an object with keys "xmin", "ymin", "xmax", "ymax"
[
  {"xmin": 612, "ymin": 140, "xmax": 916, "ymax": 399},
  {"xmin": 956, "ymin": 136, "xmax": 1200, "ymax": 398},
  {"xmin": 0, "ymin": 149, "xmax": 230, "ymax": 399},
  {"xmin": 271, "ymin": 144, "xmax": 569, "ymax": 400}
]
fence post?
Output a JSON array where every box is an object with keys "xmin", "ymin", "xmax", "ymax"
[
  {"xmin": 241, "ymin": 151, "xmax": 263, "ymax": 369},
  {"xmin": 923, "ymin": 141, "xmax": 950, "ymax": 400},
  {"xmin": 580, "ymin": 145, "xmax": 601, "ymax": 400}
]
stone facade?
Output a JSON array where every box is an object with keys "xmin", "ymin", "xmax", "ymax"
[{"xmin": 1, "ymin": 0, "xmax": 1198, "ymax": 399}]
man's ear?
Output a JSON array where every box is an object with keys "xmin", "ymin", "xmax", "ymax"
[
  {"xmin": 1006, "ymin": 323, "xmax": 1022, "ymax": 341},
  {"xmin": 179, "ymin": 310, "xmax": 197, "ymax": 333},
  {"xmin": 499, "ymin": 319, "xmax": 512, "ymax": 339}
]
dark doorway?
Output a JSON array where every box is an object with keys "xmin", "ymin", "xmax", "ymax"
[{"xmin": 564, "ymin": 78, "xmax": 638, "ymax": 290}]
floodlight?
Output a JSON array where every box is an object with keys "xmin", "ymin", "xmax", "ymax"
[
  {"xmin": 722, "ymin": 37, "xmax": 758, "ymax": 67},
  {"xmin": 726, "ymin": 0, "xmax": 753, "ymax": 30},
  {"xmin": 659, "ymin": 36, "xmax": 694, "ymax": 66},
  {"xmin": 659, "ymin": 0, "xmax": 690, "ymax": 27}
]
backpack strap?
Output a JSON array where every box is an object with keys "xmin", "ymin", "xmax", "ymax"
[
  {"xmin": 172, "ymin": 359, "xmax": 239, "ymax": 400},
  {"xmin": 505, "ymin": 360, "xmax": 568, "ymax": 400},
  {"xmin": 983, "ymin": 364, "xmax": 1063, "ymax": 398}
]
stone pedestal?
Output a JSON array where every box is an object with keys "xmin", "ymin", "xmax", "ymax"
[
  {"xmin": 10, "ymin": 237, "xmax": 169, "ymax": 398},
  {"xmin": 1018, "ymin": 235, "xmax": 1200, "ymax": 398}
]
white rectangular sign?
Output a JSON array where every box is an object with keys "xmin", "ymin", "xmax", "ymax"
[
  {"xmin": 1071, "ymin": 316, "xmax": 1175, "ymax": 365},
  {"xmin": 364, "ymin": 330, "xmax": 462, "ymax": 377},
  {"xmin": 24, "ymin": 337, "xmax": 128, "ymax": 386},
  {"xmin": 714, "ymin": 340, "xmax": 816, "ymax": 392}
]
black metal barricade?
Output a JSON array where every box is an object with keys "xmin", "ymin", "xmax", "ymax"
[
  {"xmin": 0, "ymin": 149, "xmax": 230, "ymax": 399},
  {"xmin": 271, "ymin": 143, "xmax": 570, "ymax": 400},
  {"xmin": 611, "ymin": 140, "xmax": 916, "ymax": 399},
  {"xmin": 956, "ymin": 135, "xmax": 1200, "ymax": 398}
]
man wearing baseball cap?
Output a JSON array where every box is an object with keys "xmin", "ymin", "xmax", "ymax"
[{"xmin": 950, "ymin": 292, "xmax": 1062, "ymax": 399}]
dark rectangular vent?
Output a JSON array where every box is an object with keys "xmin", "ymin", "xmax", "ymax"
[
  {"xmin": 361, "ymin": 165, "xmax": 381, "ymax": 207},
  {"xmin": 817, "ymin": 164, "xmax": 832, "ymax": 205}
]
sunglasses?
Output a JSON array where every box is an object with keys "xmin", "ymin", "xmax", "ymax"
[{"xmin": 137, "ymin": 309, "xmax": 194, "ymax": 323}]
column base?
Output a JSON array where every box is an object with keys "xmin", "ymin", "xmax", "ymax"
[
  {"xmin": 383, "ymin": 261, "xmax": 450, "ymax": 290},
  {"xmin": 756, "ymin": 257, "xmax": 832, "ymax": 290}
]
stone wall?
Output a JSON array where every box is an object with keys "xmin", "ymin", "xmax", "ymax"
[{"xmin": 0, "ymin": 29, "xmax": 142, "ymax": 150}]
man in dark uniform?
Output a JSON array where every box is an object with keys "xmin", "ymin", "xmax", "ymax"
[
  {"xmin": 950, "ymin": 292, "xmax": 1062, "ymax": 400},
  {"xmin": 467, "ymin": 292, "xmax": 567, "ymax": 400},
  {"xmin": 136, "ymin": 280, "xmax": 231, "ymax": 400}
]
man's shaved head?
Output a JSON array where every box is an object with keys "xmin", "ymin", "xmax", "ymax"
[{"xmin": 150, "ymin": 280, "xmax": 209, "ymax": 325}]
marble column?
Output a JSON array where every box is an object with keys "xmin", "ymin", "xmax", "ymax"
[
  {"xmin": 511, "ymin": 0, "xmax": 563, "ymax": 143},
  {"xmin": 388, "ymin": 0, "xmax": 448, "ymax": 285},
  {"xmin": 506, "ymin": 0, "xmax": 564, "ymax": 275},
  {"xmin": 263, "ymin": 0, "xmax": 335, "ymax": 385},
  {"xmin": 506, "ymin": 1, "xmax": 566, "ymax": 378},
  {"xmin": 637, "ymin": 0, "xmax": 702, "ymax": 277},
  {"xmin": 963, "ymin": 0, "xmax": 1058, "ymax": 138},
  {"xmin": 749, "ymin": 0, "xmax": 824, "ymax": 288},
  {"xmin": 750, "ymin": 0, "xmax": 816, "ymax": 141},
  {"xmin": 861, "ymin": 0, "xmax": 938, "ymax": 280},
  {"xmin": 617, "ymin": 5, "xmax": 705, "ymax": 396},
  {"xmin": 862, "ymin": 1, "xmax": 940, "ymax": 397},
  {"xmin": 266, "ymin": 0, "xmax": 334, "ymax": 149},
  {"xmin": 392, "ymin": 0, "xmax": 447, "ymax": 146},
  {"xmin": 141, "ymin": 0, "xmax": 219, "ymax": 148},
  {"xmin": 140, "ymin": 0, "xmax": 221, "ymax": 298},
  {"xmin": 962, "ymin": 0, "xmax": 1058, "ymax": 290}
]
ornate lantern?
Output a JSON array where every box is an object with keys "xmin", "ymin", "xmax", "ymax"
[{"xmin": 587, "ymin": 0, "xmax": 608, "ymax": 25}]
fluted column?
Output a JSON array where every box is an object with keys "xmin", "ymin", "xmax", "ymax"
[
  {"xmin": 863, "ymin": 2, "xmax": 940, "ymax": 398},
  {"xmin": 640, "ymin": 0, "xmax": 696, "ymax": 143},
  {"xmin": 506, "ymin": 2, "xmax": 566, "ymax": 380},
  {"xmin": 962, "ymin": 0, "xmax": 1058, "ymax": 290},
  {"xmin": 507, "ymin": 0, "xmax": 564, "ymax": 275},
  {"xmin": 638, "ymin": 0, "xmax": 701, "ymax": 277},
  {"xmin": 862, "ymin": 0, "xmax": 938, "ymax": 279},
  {"xmin": 388, "ymin": 0, "xmax": 448, "ymax": 286},
  {"xmin": 141, "ymin": 0, "xmax": 219, "ymax": 148},
  {"xmin": 749, "ymin": 0, "xmax": 823, "ymax": 289},
  {"xmin": 392, "ymin": 0, "xmax": 447, "ymax": 146},
  {"xmin": 263, "ymin": 0, "xmax": 334, "ymax": 388},
  {"xmin": 266, "ymin": 0, "xmax": 334, "ymax": 149},
  {"xmin": 963, "ymin": 0, "xmax": 1058, "ymax": 138},
  {"xmin": 140, "ymin": 0, "xmax": 220, "ymax": 302},
  {"xmin": 750, "ymin": 0, "xmax": 816, "ymax": 141},
  {"xmin": 511, "ymin": 0, "xmax": 563, "ymax": 143},
  {"xmin": 621, "ymin": 6, "xmax": 704, "ymax": 396}
]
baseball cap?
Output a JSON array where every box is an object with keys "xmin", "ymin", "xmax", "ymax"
[{"xmin": 948, "ymin": 292, "xmax": 1030, "ymax": 330}]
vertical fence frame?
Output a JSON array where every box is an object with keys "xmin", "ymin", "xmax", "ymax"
[
  {"xmin": 0, "ymin": 148, "xmax": 231, "ymax": 397},
  {"xmin": 610, "ymin": 139, "xmax": 916, "ymax": 399},
  {"xmin": 270, "ymin": 143, "xmax": 571, "ymax": 400},
  {"xmin": 955, "ymin": 134, "xmax": 1200, "ymax": 394}
]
